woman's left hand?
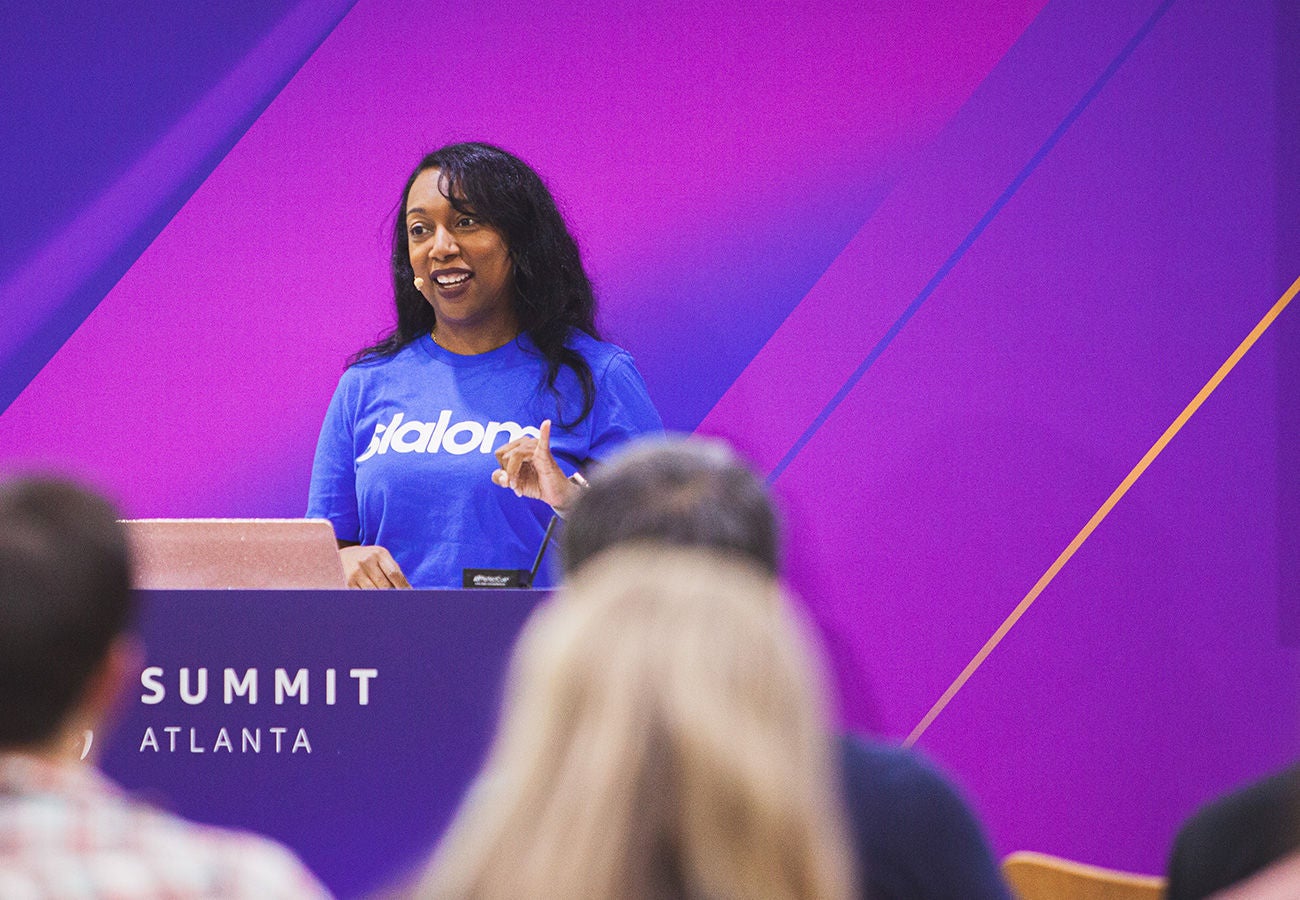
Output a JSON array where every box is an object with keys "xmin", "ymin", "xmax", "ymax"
[{"xmin": 492, "ymin": 419, "xmax": 581, "ymax": 514}]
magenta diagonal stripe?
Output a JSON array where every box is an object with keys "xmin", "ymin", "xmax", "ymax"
[{"xmin": 697, "ymin": 0, "xmax": 1173, "ymax": 476}]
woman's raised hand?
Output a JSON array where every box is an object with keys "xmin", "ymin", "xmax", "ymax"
[{"xmin": 492, "ymin": 419, "xmax": 581, "ymax": 514}]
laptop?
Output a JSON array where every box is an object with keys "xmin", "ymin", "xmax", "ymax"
[{"xmin": 121, "ymin": 518, "xmax": 347, "ymax": 589}]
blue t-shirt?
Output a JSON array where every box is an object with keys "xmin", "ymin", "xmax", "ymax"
[{"xmin": 307, "ymin": 331, "xmax": 663, "ymax": 588}]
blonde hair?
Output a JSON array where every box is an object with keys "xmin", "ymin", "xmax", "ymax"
[{"xmin": 417, "ymin": 545, "xmax": 857, "ymax": 900}]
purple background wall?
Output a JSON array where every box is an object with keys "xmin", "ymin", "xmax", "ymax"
[{"xmin": 2, "ymin": 0, "xmax": 1296, "ymax": 885}]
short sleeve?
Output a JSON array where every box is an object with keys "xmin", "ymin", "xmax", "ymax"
[
  {"xmin": 584, "ymin": 351, "xmax": 664, "ymax": 464},
  {"xmin": 306, "ymin": 375, "xmax": 361, "ymax": 543}
]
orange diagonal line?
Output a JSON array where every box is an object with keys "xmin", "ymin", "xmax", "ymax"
[{"xmin": 904, "ymin": 275, "xmax": 1300, "ymax": 748}]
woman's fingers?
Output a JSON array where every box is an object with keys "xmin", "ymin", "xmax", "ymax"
[
  {"xmin": 348, "ymin": 566, "xmax": 378, "ymax": 589},
  {"xmin": 340, "ymin": 544, "xmax": 411, "ymax": 589},
  {"xmin": 530, "ymin": 420, "xmax": 571, "ymax": 507},
  {"xmin": 494, "ymin": 435, "xmax": 528, "ymax": 468},
  {"xmin": 495, "ymin": 439, "xmax": 537, "ymax": 492},
  {"xmin": 376, "ymin": 554, "xmax": 412, "ymax": 588},
  {"xmin": 492, "ymin": 421, "xmax": 563, "ymax": 501},
  {"xmin": 532, "ymin": 420, "xmax": 556, "ymax": 468}
]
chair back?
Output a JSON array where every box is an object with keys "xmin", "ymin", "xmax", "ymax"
[{"xmin": 1003, "ymin": 851, "xmax": 1165, "ymax": 900}]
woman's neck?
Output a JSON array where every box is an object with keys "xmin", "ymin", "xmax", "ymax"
[{"xmin": 431, "ymin": 317, "xmax": 521, "ymax": 356}]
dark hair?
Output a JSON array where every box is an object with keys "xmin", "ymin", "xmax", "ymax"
[
  {"xmin": 560, "ymin": 436, "xmax": 780, "ymax": 577},
  {"xmin": 353, "ymin": 142, "xmax": 601, "ymax": 428},
  {"xmin": 0, "ymin": 477, "xmax": 133, "ymax": 748}
]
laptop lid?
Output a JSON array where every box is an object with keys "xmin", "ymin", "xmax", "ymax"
[{"xmin": 122, "ymin": 518, "xmax": 346, "ymax": 589}]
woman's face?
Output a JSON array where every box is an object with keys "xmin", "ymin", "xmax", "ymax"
[{"xmin": 405, "ymin": 167, "xmax": 516, "ymax": 336}]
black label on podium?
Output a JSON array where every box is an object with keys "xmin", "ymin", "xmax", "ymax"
[{"xmin": 463, "ymin": 568, "xmax": 529, "ymax": 589}]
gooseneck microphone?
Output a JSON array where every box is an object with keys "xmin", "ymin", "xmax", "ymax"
[
  {"xmin": 521, "ymin": 515, "xmax": 559, "ymax": 589},
  {"xmin": 462, "ymin": 517, "xmax": 559, "ymax": 590}
]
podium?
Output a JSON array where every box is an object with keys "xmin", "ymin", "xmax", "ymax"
[{"xmin": 100, "ymin": 588, "xmax": 546, "ymax": 899}]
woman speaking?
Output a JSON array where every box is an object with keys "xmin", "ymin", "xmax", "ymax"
[{"xmin": 308, "ymin": 143, "xmax": 662, "ymax": 588}]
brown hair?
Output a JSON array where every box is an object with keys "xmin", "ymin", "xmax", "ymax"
[{"xmin": 0, "ymin": 477, "xmax": 131, "ymax": 748}]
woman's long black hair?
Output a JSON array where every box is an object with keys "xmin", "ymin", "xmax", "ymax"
[{"xmin": 352, "ymin": 142, "xmax": 600, "ymax": 428}]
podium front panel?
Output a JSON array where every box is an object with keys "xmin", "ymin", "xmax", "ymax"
[{"xmin": 100, "ymin": 588, "xmax": 547, "ymax": 899}]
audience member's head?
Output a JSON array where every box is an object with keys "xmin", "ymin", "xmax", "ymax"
[
  {"xmin": 419, "ymin": 545, "xmax": 856, "ymax": 900},
  {"xmin": 0, "ymin": 477, "xmax": 133, "ymax": 753},
  {"xmin": 560, "ymin": 435, "xmax": 779, "ymax": 576}
]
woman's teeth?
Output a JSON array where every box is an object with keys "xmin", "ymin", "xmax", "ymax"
[{"xmin": 436, "ymin": 273, "xmax": 471, "ymax": 286}]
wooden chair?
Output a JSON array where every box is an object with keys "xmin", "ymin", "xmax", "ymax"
[{"xmin": 1003, "ymin": 851, "xmax": 1166, "ymax": 900}]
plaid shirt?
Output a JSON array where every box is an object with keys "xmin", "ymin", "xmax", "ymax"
[{"xmin": 0, "ymin": 754, "xmax": 333, "ymax": 899}]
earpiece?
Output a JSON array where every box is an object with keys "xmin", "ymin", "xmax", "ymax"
[{"xmin": 414, "ymin": 277, "xmax": 425, "ymax": 290}]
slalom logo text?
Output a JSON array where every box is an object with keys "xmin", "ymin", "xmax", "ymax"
[{"xmin": 357, "ymin": 412, "xmax": 541, "ymax": 461}]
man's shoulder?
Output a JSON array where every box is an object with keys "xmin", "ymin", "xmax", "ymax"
[
  {"xmin": 837, "ymin": 734, "xmax": 1011, "ymax": 900},
  {"xmin": 1169, "ymin": 764, "xmax": 1300, "ymax": 900},
  {"xmin": 1181, "ymin": 765, "xmax": 1300, "ymax": 837},
  {"xmin": 0, "ymin": 761, "xmax": 332, "ymax": 900},
  {"xmin": 839, "ymin": 733, "xmax": 961, "ymax": 802},
  {"xmin": 132, "ymin": 806, "xmax": 334, "ymax": 899}
]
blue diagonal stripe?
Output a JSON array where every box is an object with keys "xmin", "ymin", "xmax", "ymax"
[{"xmin": 767, "ymin": 0, "xmax": 1178, "ymax": 485}]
